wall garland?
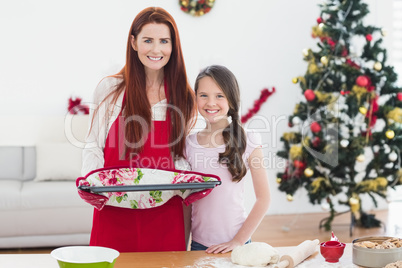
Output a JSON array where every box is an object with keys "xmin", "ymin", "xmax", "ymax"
[{"xmin": 179, "ymin": 0, "xmax": 215, "ymax": 17}]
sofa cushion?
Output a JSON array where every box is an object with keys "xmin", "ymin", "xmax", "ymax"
[
  {"xmin": 0, "ymin": 180, "xmax": 22, "ymax": 209},
  {"xmin": 34, "ymin": 142, "xmax": 82, "ymax": 181},
  {"xmin": 0, "ymin": 146, "xmax": 35, "ymax": 181}
]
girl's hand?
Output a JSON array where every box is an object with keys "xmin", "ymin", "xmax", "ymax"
[{"xmin": 206, "ymin": 240, "xmax": 242, "ymax": 254}]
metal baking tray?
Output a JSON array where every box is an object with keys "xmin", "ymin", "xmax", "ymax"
[
  {"xmin": 78, "ymin": 181, "xmax": 221, "ymax": 193},
  {"xmin": 352, "ymin": 236, "xmax": 402, "ymax": 268}
]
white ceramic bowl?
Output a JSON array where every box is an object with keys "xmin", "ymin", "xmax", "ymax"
[{"xmin": 51, "ymin": 246, "xmax": 120, "ymax": 268}]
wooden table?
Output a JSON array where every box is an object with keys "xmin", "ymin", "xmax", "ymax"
[{"xmin": 0, "ymin": 244, "xmax": 360, "ymax": 268}]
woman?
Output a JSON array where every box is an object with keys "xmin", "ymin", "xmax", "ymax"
[{"xmin": 81, "ymin": 7, "xmax": 196, "ymax": 252}]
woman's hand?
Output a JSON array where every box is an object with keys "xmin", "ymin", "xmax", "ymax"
[{"xmin": 206, "ymin": 239, "xmax": 242, "ymax": 254}]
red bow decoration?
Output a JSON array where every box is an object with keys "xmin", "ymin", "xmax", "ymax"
[
  {"xmin": 241, "ymin": 87, "xmax": 276, "ymax": 124},
  {"xmin": 68, "ymin": 97, "xmax": 89, "ymax": 115}
]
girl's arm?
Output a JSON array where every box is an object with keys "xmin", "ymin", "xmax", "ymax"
[{"xmin": 206, "ymin": 147, "xmax": 270, "ymax": 254}]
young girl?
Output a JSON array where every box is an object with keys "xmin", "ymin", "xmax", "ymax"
[{"xmin": 185, "ymin": 65, "xmax": 271, "ymax": 254}]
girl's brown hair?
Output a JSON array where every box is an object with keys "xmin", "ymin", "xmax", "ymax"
[
  {"xmin": 194, "ymin": 65, "xmax": 247, "ymax": 182},
  {"xmin": 93, "ymin": 7, "xmax": 196, "ymax": 158}
]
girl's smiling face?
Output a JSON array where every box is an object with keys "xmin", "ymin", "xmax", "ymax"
[{"xmin": 196, "ymin": 76, "xmax": 230, "ymax": 125}]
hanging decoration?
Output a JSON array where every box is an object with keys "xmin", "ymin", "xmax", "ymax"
[
  {"xmin": 68, "ymin": 97, "xmax": 89, "ymax": 115},
  {"xmin": 241, "ymin": 87, "xmax": 276, "ymax": 124},
  {"xmin": 179, "ymin": 0, "xmax": 215, "ymax": 17}
]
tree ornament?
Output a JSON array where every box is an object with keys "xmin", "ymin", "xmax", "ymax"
[
  {"xmin": 381, "ymin": 28, "xmax": 388, "ymax": 37},
  {"xmin": 320, "ymin": 56, "xmax": 329, "ymax": 66},
  {"xmin": 286, "ymin": 194, "xmax": 294, "ymax": 202},
  {"xmin": 317, "ymin": 17, "xmax": 323, "ymax": 24},
  {"xmin": 340, "ymin": 139, "xmax": 349, "ymax": 148},
  {"xmin": 356, "ymin": 154, "xmax": 365, "ymax": 162},
  {"xmin": 310, "ymin": 121, "xmax": 321, "ymax": 133},
  {"xmin": 388, "ymin": 151, "xmax": 398, "ymax": 162},
  {"xmin": 356, "ymin": 75, "xmax": 369, "ymax": 87},
  {"xmin": 359, "ymin": 107, "xmax": 368, "ymax": 115},
  {"xmin": 349, "ymin": 197, "xmax": 359, "ymax": 205},
  {"xmin": 397, "ymin": 92, "xmax": 402, "ymax": 101},
  {"xmin": 292, "ymin": 77, "xmax": 299, "ymax": 84},
  {"xmin": 374, "ymin": 62, "xmax": 382, "ymax": 71},
  {"xmin": 304, "ymin": 89, "xmax": 316, "ymax": 101},
  {"xmin": 276, "ymin": 178, "xmax": 282, "ymax": 184},
  {"xmin": 293, "ymin": 160, "xmax": 306, "ymax": 169},
  {"xmin": 312, "ymin": 136, "xmax": 321, "ymax": 147},
  {"xmin": 321, "ymin": 203, "xmax": 330, "ymax": 211},
  {"xmin": 292, "ymin": 116, "xmax": 302, "ymax": 125},
  {"xmin": 302, "ymin": 49, "xmax": 309, "ymax": 57},
  {"xmin": 304, "ymin": 168, "xmax": 314, "ymax": 177},
  {"xmin": 365, "ymin": 34, "xmax": 373, "ymax": 41},
  {"xmin": 385, "ymin": 130, "xmax": 395, "ymax": 139}
]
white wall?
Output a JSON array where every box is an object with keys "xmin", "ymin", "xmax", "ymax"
[{"xmin": 0, "ymin": 0, "xmax": 397, "ymax": 214}]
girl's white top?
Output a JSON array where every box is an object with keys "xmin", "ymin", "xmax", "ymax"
[{"xmin": 185, "ymin": 131, "xmax": 262, "ymax": 247}]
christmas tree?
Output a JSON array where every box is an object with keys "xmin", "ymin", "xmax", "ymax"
[{"xmin": 276, "ymin": 0, "xmax": 402, "ymax": 231}]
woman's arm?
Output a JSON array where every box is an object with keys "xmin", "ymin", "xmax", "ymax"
[{"xmin": 206, "ymin": 147, "xmax": 270, "ymax": 254}]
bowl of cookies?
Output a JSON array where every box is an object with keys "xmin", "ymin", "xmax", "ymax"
[{"xmin": 353, "ymin": 236, "xmax": 402, "ymax": 268}]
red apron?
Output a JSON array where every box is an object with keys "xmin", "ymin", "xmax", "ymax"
[{"xmin": 89, "ymin": 93, "xmax": 186, "ymax": 252}]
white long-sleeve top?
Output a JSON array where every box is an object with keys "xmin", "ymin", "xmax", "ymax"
[{"xmin": 81, "ymin": 76, "xmax": 170, "ymax": 176}]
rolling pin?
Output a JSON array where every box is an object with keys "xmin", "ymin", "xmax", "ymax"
[{"xmin": 274, "ymin": 239, "xmax": 319, "ymax": 268}]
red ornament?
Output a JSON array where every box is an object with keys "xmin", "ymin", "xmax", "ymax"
[
  {"xmin": 304, "ymin": 89, "xmax": 316, "ymax": 101},
  {"xmin": 317, "ymin": 17, "xmax": 323, "ymax": 24},
  {"xmin": 293, "ymin": 160, "xmax": 306, "ymax": 169},
  {"xmin": 366, "ymin": 34, "xmax": 373, "ymax": 41},
  {"xmin": 397, "ymin": 92, "xmax": 402, "ymax": 101},
  {"xmin": 356, "ymin": 75, "xmax": 369, "ymax": 87},
  {"xmin": 310, "ymin": 121, "xmax": 322, "ymax": 133},
  {"xmin": 312, "ymin": 136, "xmax": 321, "ymax": 147}
]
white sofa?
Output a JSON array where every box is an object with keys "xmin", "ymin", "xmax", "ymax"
[{"xmin": 0, "ymin": 115, "xmax": 93, "ymax": 249}]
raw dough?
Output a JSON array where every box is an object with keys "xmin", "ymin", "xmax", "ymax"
[{"xmin": 231, "ymin": 242, "xmax": 279, "ymax": 267}]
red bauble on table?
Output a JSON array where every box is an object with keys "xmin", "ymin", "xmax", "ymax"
[
  {"xmin": 304, "ymin": 89, "xmax": 316, "ymax": 101},
  {"xmin": 310, "ymin": 121, "xmax": 322, "ymax": 133},
  {"xmin": 356, "ymin": 75, "xmax": 369, "ymax": 87},
  {"xmin": 397, "ymin": 92, "xmax": 402, "ymax": 101}
]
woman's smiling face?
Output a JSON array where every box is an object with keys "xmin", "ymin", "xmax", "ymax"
[{"xmin": 131, "ymin": 23, "xmax": 172, "ymax": 72}]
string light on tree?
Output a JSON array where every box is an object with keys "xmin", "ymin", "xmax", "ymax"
[
  {"xmin": 304, "ymin": 168, "xmax": 314, "ymax": 177},
  {"xmin": 340, "ymin": 139, "xmax": 349, "ymax": 148},
  {"xmin": 356, "ymin": 154, "xmax": 365, "ymax": 162}
]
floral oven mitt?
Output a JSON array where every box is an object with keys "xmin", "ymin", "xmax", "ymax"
[{"xmin": 76, "ymin": 167, "xmax": 220, "ymax": 210}]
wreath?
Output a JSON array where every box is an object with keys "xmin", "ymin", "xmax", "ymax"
[{"xmin": 179, "ymin": 0, "xmax": 215, "ymax": 17}]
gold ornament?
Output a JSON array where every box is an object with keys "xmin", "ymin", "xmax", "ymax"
[
  {"xmin": 386, "ymin": 107, "xmax": 402, "ymax": 124},
  {"xmin": 356, "ymin": 154, "xmax": 365, "ymax": 162},
  {"xmin": 304, "ymin": 168, "xmax": 314, "ymax": 177},
  {"xmin": 381, "ymin": 28, "xmax": 388, "ymax": 37},
  {"xmin": 359, "ymin": 107, "xmax": 368, "ymax": 115},
  {"xmin": 385, "ymin": 130, "xmax": 395, "ymax": 139},
  {"xmin": 181, "ymin": 0, "xmax": 189, "ymax": 7},
  {"xmin": 302, "ymin": 49, "xmax": 309, "ymax": 57},
  {"xmin": 374, "ymin": 62, "xmax": 382, "ymax": 71},
  {"xmin": 308, "ymin": 63, "xmax": 319, "ymax": 74},
  {"xmin": 286, "ymin": 194, "xmax": 294, "ymax": 202},
  {"xmin": 276, "ymin": 178, "xmax": 282, "ymax": 184},
  {"xmin": 292, "ymin": 77, "xmax": 298, "ymax": 84},
  {"xmin": 289, "ymin": 145, "xmax": 303, "ymax": 160},
  {"xmin": 320, "ymin": 56, "xmax": 329, "ymax": 66}
]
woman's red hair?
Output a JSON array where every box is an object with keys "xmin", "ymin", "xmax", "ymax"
[{"xmin": 100, "ymin": 7, "xmax": 196, "ymax": 159}]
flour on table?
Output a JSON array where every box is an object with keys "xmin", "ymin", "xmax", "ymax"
[{"xmin": 186, "ymin": 257, "xmax": 276, "ymax": 268}]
